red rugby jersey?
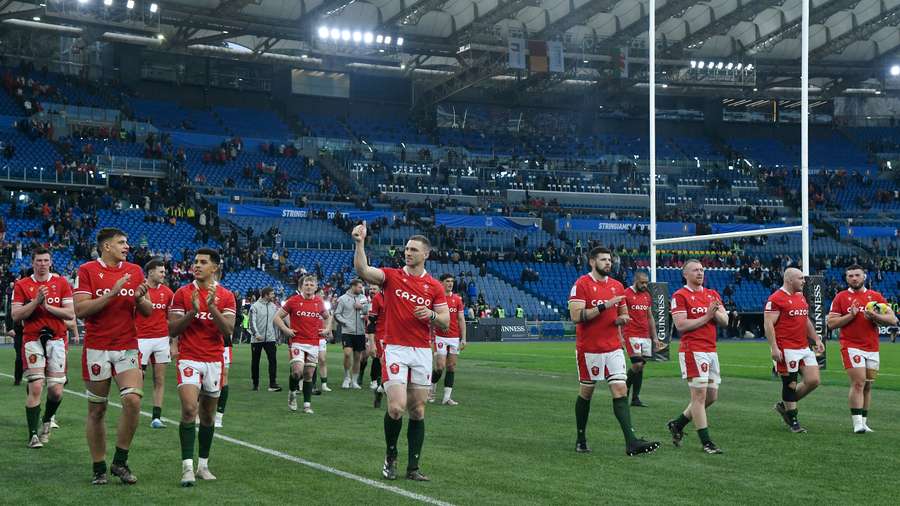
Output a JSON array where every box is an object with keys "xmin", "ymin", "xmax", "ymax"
[
  {"xmin": 12, "ymin": 273, "xmax": 72, "ymax": 342},
  {"xmin": 74, "ymin": 259, "xmax": 145, "ymax": 350},
  {"xmin": 380, "ymin": 267, "xmax": 447, "ymax": 348},
  {"xmin": 135, "ymin": 284, "xmax": 174, "ymax": 339},
  {"xmin": 169, "ymin": 281, "xmax": 236, "ymax": 362},
  {"xmin": 569, "ymin": 273, "xmax": 626, "ymax": 354},
  {"xmin": 671, "ymin": 286, "xmax": 722, "ymax": 353},
  {"xmin": 765, "ymin": 288, "xmax": 811, "ymax": 349},
  {"xmin": 435, "ymin": 293, "xmax": 465, "ymax": 338},
  {"xmin": 829, "ymin": 288, "xmax": 885, "ymax": 352},
  {"xmin": 282, "ymin": 293, "xmax": 327, "ymax": 345},
  {"xmin": 623, "ymin": 286, "xmax": 651, "ymax": 339}
]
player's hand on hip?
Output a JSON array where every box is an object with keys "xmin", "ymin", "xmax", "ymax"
[
  {"xmin": 770, "ymin": 347, "xmax": 782, "ymax": 362},
  {"xmin": 351, "ymin": 221, "xmax": 367, "ymax": 243},
  {"xmin": 604, "ymin": 296, "xmax": 625, "ymax": 309},
  {"xmin": 413, "ymin": 305, "xmax": 432, "ymax": 320}
]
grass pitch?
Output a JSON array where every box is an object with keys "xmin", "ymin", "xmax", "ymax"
[{"xmin": 1, "ymin": 340, "xmax": 899, "ymax": 505}]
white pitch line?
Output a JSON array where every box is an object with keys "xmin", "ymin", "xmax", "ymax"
[{"xmin": 0, "ymin": 372, "xmax": 454, "ymax": 506}]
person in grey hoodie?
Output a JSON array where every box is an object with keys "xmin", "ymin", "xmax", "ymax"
[
  {"xmin": 249, "ymin": 288, "xmax": 282, "ymax": 392},
  {"xmin": 334, "ymin": 279, "xmax": 369, "ymax": 389}
]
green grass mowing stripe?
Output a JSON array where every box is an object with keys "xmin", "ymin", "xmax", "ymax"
[{"xmin": 0, "ymin": 370, "xmax": 455, "ymax": 506}]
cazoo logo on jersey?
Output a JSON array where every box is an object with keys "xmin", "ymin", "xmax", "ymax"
[
  {"xmin": 193, "ymin": 312, "xmax": 214, "ymax": 320},
  {"xmin": 95, "ymin": 288, "xmax": 136, "ymax": 297},
  {"xmin": 395, "ymin": 289, "xmax": 431, "ymax": 306}
]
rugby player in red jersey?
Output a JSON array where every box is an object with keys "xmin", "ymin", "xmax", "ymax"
[
  {"xmin": 135, "ymin": 258, "xmax": 174, "ymax": 429},
  {"xmin": 665, "ymin": 259, "xmax": 728, "ymax": 454},
  {"xmin": 73, "ymin": 228, "xmax": 152, "ymax": 485},
  {"xmin": 764, "ymin": 268, "xmax": 824, "ymax": 433},
  {"xmin": 168, "ymin": 248, "xmax": 236, "ymax": 486},
  {"xmin": 12, "ymin": 247, "xmax": 74, "ymax": 448},
  {"xmin": 274, "ymin": 275, "xmax": 332, "ymax": 414},
  {"xmin": 826, "ymin": 264, "xmax": 897, "ymax": 433},
  {"xmin": 430, "ymin": 273, "xmax": 466, "ymax": 406},
  {"xmin": 352, "ymin": 221, "xmax": 450, "ymax": 481},
  {"xmin": 622, "ymin": 271, "xmax": 662, "ymax": 407},
  {"xmin": 367, "ymin": 285, "xmax": 386, "ymax": 408},
  {"xmin": 569, "ymin": 247, "xmax": 659, "ymax": 456}
]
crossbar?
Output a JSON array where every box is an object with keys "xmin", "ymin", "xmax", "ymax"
[{"xmin": 651, "ymin": 225, "xmax": 803, "ymax": 246}]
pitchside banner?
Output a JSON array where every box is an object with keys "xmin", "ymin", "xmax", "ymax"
[
  {"xmin": 649, "ymin": 282, "xmax": 671, "ymax": 361},
  {"xmin": 803, "ymin": 275, "xmax": 827, "ymax": 369}
]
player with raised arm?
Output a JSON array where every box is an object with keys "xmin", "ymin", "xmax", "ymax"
[
  {"xmin": 622, "ymin": 271, "xmax": 663, "ymax": 407},
  {"xmin": 135, "ymin": 258, "xmax": 174, "ymax": 429},
  {"xmin": 764, "ymin": 268, "xmax": 824, "ymax": 433},
  {"xmin": 665, "ymin": 259, "xmax": 729, "ymax": 454},
  {"xmin": 168, "ymin": 248, "xmax": 236, "ymax": 486},
  {"xmin": 73, "ymin": 228, "xmax": 152, "ymax": 485},
  {"xmin": 826, "ymin": 264, "xmax": 898, "ymax": 433},
  {"xmin": 352, "ymin": 221, "xmax": 450, "ymax": 481},
  {"xmin": 430, "ymin": 273, "xmax": 466, "ymax": 406},
  {"xmin": 274, "ymin": 275, "xmax": 332, "ymax": 414},
  {"xmin": 367, "ymin": 285, "xmax": 386, "ymax": 408},
  {"xmin": 11, "ymin": 247, "xmax": 74, "ymax": 448},
  {"xmin": 568, "ymin": 247, "xmax": 660, "ymax": 456}
]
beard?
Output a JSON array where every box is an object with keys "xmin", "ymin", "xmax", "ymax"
[{"xmin": 594, "ymin": 266, "xmax": 609, "ymax": 277}]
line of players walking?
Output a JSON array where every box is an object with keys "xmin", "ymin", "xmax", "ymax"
[{"xmin": 10, "ymin": 224, "xmax": 898, "ymax": 486}]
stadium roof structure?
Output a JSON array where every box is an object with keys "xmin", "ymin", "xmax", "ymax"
[{"xmin": 1, "ymin": 0, "xmax": 899, "ymax": 105}]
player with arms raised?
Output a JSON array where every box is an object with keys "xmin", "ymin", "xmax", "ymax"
[
  {"xmin": 430, "ymin": 273, "xmax": 466, "ymax": 406},
  {"xmin": 666, "ymin": 259, "xmax": 728, "ymax": 454},
  {"xmin": 135, "ymin": 258, "xmax": 174, "ymax": 429},
  {"xmin": 168, "ymin": 248, "xmax": 236, "ymax": 486},
  {"xmin": 568, "ymin": 247, "xmax": 660, "ymax": 456},
  {"xmin": 11, "ymin": 247, "xmax": 74, "ymax": 448},
  {"xmin": 622, "ymin": 271, "xmax": 662, "ymax": 407},
  {"xmin": 73, "ymin": 228, "xmax": 152, "ymax": 484},
  {"xmin": 826, "ymin": 264, "xmax": 898, "ymax": 433},
  {"xmin": 274, "ymin": 275, "xmax": 332, "ymax": 414},
  {"xmin": 764, "ymin": 268, "xmax": 823, "ymax": 433},
  {"xmin": 352, "ymin": 221, "xmax": 450, "ymax": 481}
]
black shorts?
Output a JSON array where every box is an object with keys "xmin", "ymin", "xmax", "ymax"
[{"xmin": 342, "ymin": 334, "xmax": 366, "ymax": 352}]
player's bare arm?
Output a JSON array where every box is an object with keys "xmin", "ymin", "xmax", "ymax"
[
  {"xmin": 416, "ymin": 304, "xmax": 450, "ymax": 331},
  {"xmin": 74, "ymin": 273, "xmax": 131, "ymax": 318},
  {"xmin": 273, "ymin": 308, "xmax": 296, "ymax": 338},
  {"xmin": 711, "ymin": 300, "xmax": 729, "ymax": 326},
  {"xmin": 206, "ymin": 290, "xmax": 235, "ymax": 336},
  {"xmin": 321, "ymin": 311, "xmax": 333, "ymax": 338},
  {"xmin": 569, "ymin": 295, "xmax": 623, "ymax": 323},
  {"xmin": 10, "ymin": 286, "xmax": 46, "ymax": 321},
  {"xmin": 42, "ymin": 298, "xmax": 75, "ymax": 321},
  {"xmin": 459, "ymin": 311, "xmax": 467, "ymax": 350},
  {"xmin": 806, "ymin": 319, "xmax": 825, "ymax": 353},
  {"xmin": 863, "ymin": 305, "xmax": 899, "ymax": 326},
  {"xmin": 826, "ymin": 300, "xmax": 858, "ymax": 329},
  {"xmin": 763, "ymin": 311, "xmax": 781, "ymax": 362},
  {"xmin": 351, "ymin": 221, "xmax": 385, "ymax": 285}
]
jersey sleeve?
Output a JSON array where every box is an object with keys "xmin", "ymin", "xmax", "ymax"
[
  {"xmin": 59, "ymin": 278, "xmax": 73, "ymax": 304},
  {"xmin": 828, "ymin": 292, "xmax": 845, "ymax": 315},
  {"xmin": 671, "ymin": 292, "xmax": 687, "ymax": 314},
  {"xmin": 169, "ymin": 287, "xmax": 186, "ymax": 314},
  {"xmin": 220, "ymin": 290, "xmax": 237, "ymax": 315},
  {"xmin": 568, "ymin": 278, "xmax": 586, "ymax": 304},
  {"xmin": 281, "ymin": 296, "xmax": 294, "ymax": 313},
  {"xmin": 711, "ymin": 290, "xmax": 723, "ymax": 303},
  {"xmin": 457, "ymin": 296, "xmax": 465, "ymax": 313},
  {"xmin": 73, "ymin": 264, "xmax": 92, "ymax": 297},
  {"xmin": 764, "ymin": 295, "xmax": 780, "ymax": 314},
  {"xmin": 874, "ymin": 291, "xmax": 888, "ymax": 304},
  {"xmin": 381, "ymin": 268, "xmax": 396, "ymax": 290},
  {"xmin": 11, "ymin": 281, "xmax": 27, "ymax": 305},
  {"xmin": 615, "ymin": 282, "xmax": 627, "ymax": 308}
]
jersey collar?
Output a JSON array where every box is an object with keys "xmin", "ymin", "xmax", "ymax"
[
  {"xmin": 402, "ymin": 266, "xmax": 427, "ymax": 278},
  {"xmin": 31, "ymin": 273, "xmax": 56, "ymax": 283},
  {"xmin": 683, "ymin": 284, "xmax": 704, "ymax": 292},
  {"xmin": 96, "ymin": 258, "xmax": 123, "ymax": 269},
  {"xmin": 848, "ymin": 286, "xmax": 868, "ymax": 293},
  {"xmin": 588, "ymin": 272, "xmax": 608, "ymax": 283},
  {"xmin": 193, "ymin": 280, "xmax": 218, "ymax": 291}
]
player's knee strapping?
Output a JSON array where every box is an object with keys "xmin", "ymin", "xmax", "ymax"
[
  {"xmin": 866, "ymin": 369, "xmax": 878, "ymax": 382},
  {"xmin": 46, "ymin": 376, "xmax": 67, "ymax": 386},
  {"xmin": 25, "ymin": 372, "xmax": 45, "ymax": 383},
  {"xmin": 781, "ymin": 374, "xmax": 798, "ymax": 402},
  {"xmin": 607, "ymin": 373, "xmax": 627, "ymax": 385},
  {"xmin": 87, "ymin": 390, "xmax": 108, "ymax": 404},
  {"xmin": 120, "ymin": 387, "xmax": 144, "ymax": 399}
]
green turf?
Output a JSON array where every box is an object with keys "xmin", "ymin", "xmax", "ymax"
[{"xmin": 1, "ymin": 341, "xmax": 899, "ymax": 505}]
